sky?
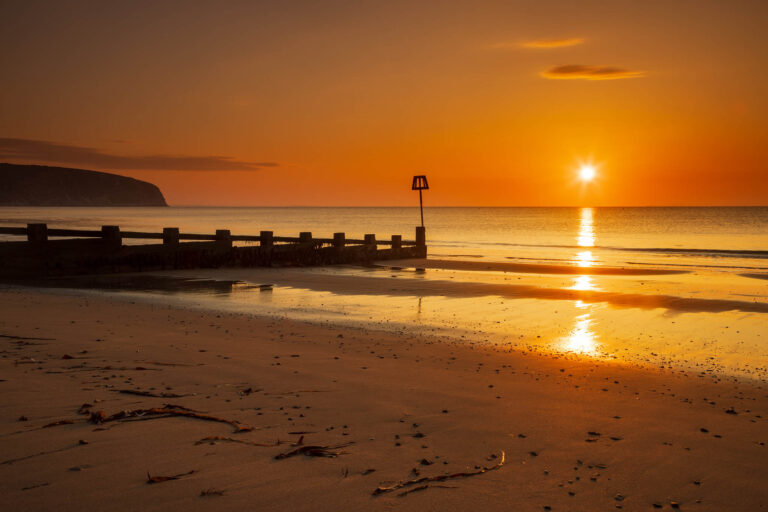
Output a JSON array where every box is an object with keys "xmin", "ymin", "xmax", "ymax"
[{"xmin": 1, "ymin": 0, "xmax": 767, "ymax": 206}]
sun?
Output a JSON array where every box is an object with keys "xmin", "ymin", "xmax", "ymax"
[{"xmin": 578, "ymin": 164, "xmax": 596, "ymax": 182}]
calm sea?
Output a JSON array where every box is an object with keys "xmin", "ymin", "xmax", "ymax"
[
  {"xmin": 1, "ymin": 206, "xmax": 767, "ymax": 270},
  {"xmin": 2, "ymin": 206, "xmax": 767, "ymax": 379}
]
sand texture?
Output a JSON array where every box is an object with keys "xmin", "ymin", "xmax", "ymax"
[{"xmin": 1, "ymin": 289, "xmax": 767, "ymax": 511}]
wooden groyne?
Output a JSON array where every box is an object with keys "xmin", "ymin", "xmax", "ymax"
[{"xmin": 0, "ymin": 224, "xmax": 427, "ymax": 277}]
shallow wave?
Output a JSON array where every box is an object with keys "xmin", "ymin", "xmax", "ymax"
[
  {"xmin": 403, "ymin": 259, "xmax": 687, "ymax": 276},
  {"xmin": 430, "ymin": 240, "xmax": 768, "ymax": 259}
]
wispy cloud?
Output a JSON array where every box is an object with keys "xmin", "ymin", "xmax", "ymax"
[
  {"xmin": 521, "ymin": 38, "xmax": 585, "ymax": 49},
  {"xmin": 0, "ymin": 138, "xmax": 276, "ymax": 171},
  {"xmin": 540, "ymin": 65, "xmax": 645, "ymax": 80},
  {"xmin": 490, "ymin": 37, "xmax": 584, "ymax": 50}
]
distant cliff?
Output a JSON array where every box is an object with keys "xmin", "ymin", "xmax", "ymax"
[{"xmin": 0, "ymin": 163, "xmax": 168, "ymax": 206}]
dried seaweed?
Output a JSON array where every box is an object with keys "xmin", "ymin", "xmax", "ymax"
[
  {"xmin": 111, "ymin": 389, "xmax": 189, "ymax": 398},
  {"xmin": 89, "ymin": 405, "xmax": 253, "ymax": 433},
  {"xmin": 274, "ymin": 442, "xmax": 354, "ymax": 460},
  {"xmin": 42, "ymin": 419, "xmax": 74, "ymax": 428},
  {"xmin": 200, "ymin": 488, "xmax": 225, "ymax": 497},
  {"xmin": 146, "ymin": 470, "xmax": 197, "ymax": 484},
  {"xmin": 0, "ymin": 333, "xmax": 54, "ymax": 341},
  {"xmin": 198, "ymin": 435, "xmax": 305, "ymax": 448},
  {"xmin": 263, "ymin": 390, "xmax": 328, "ymax": 396},
  {"xmin": 373, "ymin": 451, "xmax": 505, "ymax": 496}
]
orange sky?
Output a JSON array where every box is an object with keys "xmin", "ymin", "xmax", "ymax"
[{"xmin": 1, "ymin": 0, "xmax": 767, "ymax": 206}]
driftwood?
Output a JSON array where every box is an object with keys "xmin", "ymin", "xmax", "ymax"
[
  {"xmin": 146, "ymin": 470, "xmax": 197, "ymax": 484},
  {"xmin": 274, "ymin": 442, "xmax": 353, "ymax": 460},
  {"xmin": 89, "ymin": 404, "xmax": 253, "ymax": 433},
  {"xmin": 373, "ymin": 451, "xmax": 505, "ymax": 496}
]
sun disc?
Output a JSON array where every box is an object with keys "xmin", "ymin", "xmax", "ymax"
[{"xmin": 579, "ymin": 164, "xmax": 596, "ymax": 182}]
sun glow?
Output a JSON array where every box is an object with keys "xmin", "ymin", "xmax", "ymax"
[{"xmin": 579, "ymin": 164, "xmax": 596, "ymax": 182}]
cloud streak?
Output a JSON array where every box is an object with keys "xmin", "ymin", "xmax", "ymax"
[
  {"xmin": 0, "ymin": 138, "xmax": 276, "ymax": 171},
  {"xmin": 490, "ymin": 37, "xmax": 584, "ymax": 50},
  {"xmin": 521, "ymin": 38, "xmax": 584, "ymax": 49},
  {"xmin": 540, "ymin": 65, "xmax": 645, "ymax": 80}
]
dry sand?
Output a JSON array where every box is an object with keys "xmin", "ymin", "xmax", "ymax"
[{"xmin": 1, "ymin": 288, "xmax": 767, "ymax": 511}]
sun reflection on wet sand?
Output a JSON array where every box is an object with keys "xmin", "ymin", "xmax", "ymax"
[
  {"xmin": 562, "ymin": 314, "xmax": 598, "ymax": 354},
  {"xmin": 560, "ymin": 300, "xmax": 600, "ymax": 355},
  {"xmin": 570, "ymin": 275, "xmax": 596, "ymax": 291}
]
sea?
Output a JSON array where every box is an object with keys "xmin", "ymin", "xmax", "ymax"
[{"xmin": 1, "ymin": 206, "xmax": 767, "ymax": 380}]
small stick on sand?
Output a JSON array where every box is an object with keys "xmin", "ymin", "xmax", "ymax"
[
  {"xmin": 397, "ymin": 484, "xmax": 458, "ymax": 497},
  {"xmin": 373, "ymin": 451, "xmax": 505, "ymax": 496},
  {"xmin": 146, "ymin": 470, "xmax": 197, "ymax": 484}
]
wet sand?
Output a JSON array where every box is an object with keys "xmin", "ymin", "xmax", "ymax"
[
  {"xmin": 1, "ymin": 288, "xmax": 767, "ymax": 511},
  {"xmin": 411, "ymin": 258, "xmax": 689, "ymax": 276}
]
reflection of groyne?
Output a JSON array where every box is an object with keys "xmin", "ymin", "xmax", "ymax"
[{"xmin": 0, "ymin": 224, "xmax": 427, "ymax": 277}]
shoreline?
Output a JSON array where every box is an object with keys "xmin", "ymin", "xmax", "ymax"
[{"xmin": 1, "ymin": 287, "xmax": 767, "ymax": 510}]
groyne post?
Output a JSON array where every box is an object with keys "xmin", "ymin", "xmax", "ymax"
[
  {"xmin": 299, "ymin": 232, "xmax": 313, "ymax": 244},
  {"xmin": 27, "ymin": 223, "xmax": 48, "ymax": 243},
  {"xmin": 391, "ymin": 235, "xmax": 402, "ymax": 249},
  {"xmin": 215, "ymin": 229, "xmax": 232, "ymax": 248},
  {"xmin": 333, "ymin": 232, "xmax": 345, "ymax": 248},
  {"xmin": 163, "ymin": 227, "xmax": 180, "ymax": 245},
  {"xmin": 260, "ymin": 231, "xmax": 273, "ymax": 247},
  {"xmin": 364, "ymin": 234, "xmax": 376, "ymax": 257},
  {"xmin": 415, "ymin": 226, "xmax": 426, "ymax": 247},
  {"xmin": 101, "ymin": 225, "xmax": 121, "ymax": 247}
]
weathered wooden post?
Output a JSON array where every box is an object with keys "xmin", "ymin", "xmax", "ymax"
[
  {"xmin": 391, "ymin": 234, "xmax": 402, "ymax": 249},
  {"xmin": 162, "ymin": 227, "xmax": 180, "ymax": 245},
  {"xmin": 415, "ymin": 226, "xmax": 426, "ymax": 247},
  {"xmin": 260, "ymin": 231, "xmax": 273, "ymax": 247},
  {"xmin": 364, "ymin": 234, "xmax": 376, "ymax": 246},
  {"xmin": 27, "ymin": 223, "xmax": 48, "ymax": 243},
  {"xmin": 299, "ymin": 232, "xmax": 313, "ymax": 244},
  {"xmin": 333, "ymin": 232, "xmax": 346, "ymax": 248},
  {"xmin": 215, "ymin": 229, "xmax": 232, "ymax": 248},
  {"xmin": 101, "ymin": 225, "xmax": 121, "ymax": 248}
]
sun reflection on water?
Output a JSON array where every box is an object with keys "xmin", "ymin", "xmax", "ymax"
[
  {"xmin": 577, "ymin": 207, "xmax": 595, "ymax": 248},
  {"xmin": 561, "ymin": 208, "xmax": 601, "ymax": 357},
  {"xmin": 576, "ymin": 250, "xmax": 594, "ymax": 267}
]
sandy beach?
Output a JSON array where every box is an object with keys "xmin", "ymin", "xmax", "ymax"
[{"xmin": 1, "ymin": 287, "xmax": 766, "ymax": 511}]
